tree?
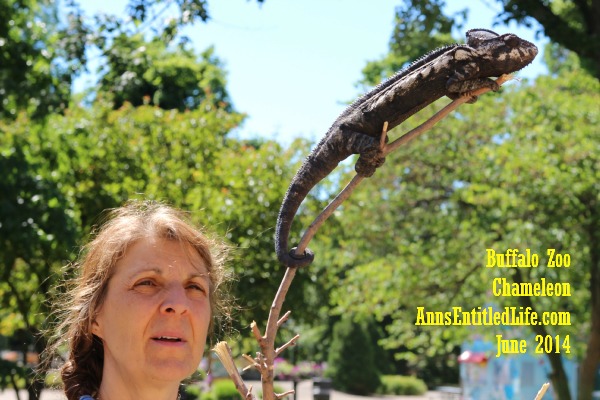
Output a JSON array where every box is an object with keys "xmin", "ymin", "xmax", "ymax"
[
  {"xmin": 326, "ymin": 68, "xmax": 597, "ymax": 398},
  {"xmin": 0, "ymin": 116, "xmax": 80, "ymax": 400},
  {"xmin": 326, "ymin": 317, "xmax": 381, "ymax": 395},
  {"xmin": 97, "ymin": 35, "xmax": 231, "ymax": 110}
]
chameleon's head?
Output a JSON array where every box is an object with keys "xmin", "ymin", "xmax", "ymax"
[{"xmin": 467, "ymin": 28, "xmax": 538, "ymax": 76}]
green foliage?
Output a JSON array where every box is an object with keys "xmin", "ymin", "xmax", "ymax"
[
  {"xmin": 543, "ymin": 42, "xmax": 582, "ymax": 76},
  {"xmin": 0, "ymin": 0, "xmax": 268, "ymax": 119},
  {"xmin": 326, "ymin": 318, "xmax": 381, "ymax": 395},
  {"xmin": 43, "ymin": 101, "xmax": 313, "ymax": 330},
  {"xmin": 97, "ymin": 34, "xmax": 231, "ymax": 111},
  {"xmin": 1, "ymin": 96, "xmax": 291, "ymax": 398},
  {"xmin": 376, "ymin": 375, "xmax": 428, "ymax": 396},
  {"xmin": 357, "ymin": 5, "xmax": 598, "ymax": 395}
]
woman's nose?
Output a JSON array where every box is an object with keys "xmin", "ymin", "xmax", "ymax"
[{"xmin": 160, "ymin": 285, "xmax": 189, "ymax": 315}]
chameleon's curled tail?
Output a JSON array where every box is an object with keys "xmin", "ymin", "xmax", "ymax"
[
  {"xmin": 274, "ymin": 158, "xmax": 326, "ymax": 269},
  {"xmin": 275, "ymin": 130, "xmax": 383, "ymax": 268}
]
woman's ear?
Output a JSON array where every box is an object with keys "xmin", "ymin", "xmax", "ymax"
[{"xmin": 91, "ymin": 317, "xmax": 103, "ymax": 339}]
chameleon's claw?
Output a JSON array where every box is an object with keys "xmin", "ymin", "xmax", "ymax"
[{"xmin": 466, "ymin": 94, "xmax": 478, "ymax": 104}]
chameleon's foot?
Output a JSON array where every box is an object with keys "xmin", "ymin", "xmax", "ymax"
[
  {"xmin": 356, "ymin": 147, "xmax": 386, "ymax": 177},
  {"xmin": 448, "ymin": 77, "xmax": 501, "ymax": 102}
]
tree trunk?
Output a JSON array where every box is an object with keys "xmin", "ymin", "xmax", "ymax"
[
  {"xmin": 513, "ymin": 269, "xmax": 571, "ymax": 399},
  {"xmin": 27, "ymin": 328, "xmax": 48, "ymax": 400},
  {"xmin": 579, "ymin": 211, "xmax": 600, "ymax": 400},
  {"xmin": 27, "ymin": 378, "xmax": 44, "ymax": 400},
  {"xmin": 546, "ymin": 351, "xmax": 572, "ymax": 400},
  {"xmin": 9, "ymin": 374, "xmax": 22, "ymax": 400},
  {"xmin": 578, "ymin": 322, "xmax": 600, "ymax": 400}
]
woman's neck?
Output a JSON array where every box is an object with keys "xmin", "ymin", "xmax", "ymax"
[
  {"xmin": 97, "ymin": 367, "xmax": 181, "ymax": 400},
  {"xmin": 97, "ymin": 386, "xmax": 180, "ymax": 400}
]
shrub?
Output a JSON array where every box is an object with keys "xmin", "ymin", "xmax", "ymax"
[
  {"xmin": 376, "ymin": 375, "xmax": 427, "ymax": 396},
  {"xmin": 200, "ymin": 380, "xmax": 285, "ymax": 400},
  {"xmin": 325, "ymin": 317, "xmax": 381, "ymax": 395},
  {"xmin": 211, "ymin": 380, "xmax": 242, "ymax": 400}
]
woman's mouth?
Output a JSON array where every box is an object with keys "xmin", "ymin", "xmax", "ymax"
[{"xmin": 153, "ymin": 336, "xmax": 184, "ymax": 343}]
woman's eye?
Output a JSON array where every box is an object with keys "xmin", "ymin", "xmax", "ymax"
[
  {"xmin": 135, "ymin": 279, "xmax": 156, "ymax": 287},
  {"xmin": 188, "ymin": 283, "xmax": 207, "ymax": 293}
]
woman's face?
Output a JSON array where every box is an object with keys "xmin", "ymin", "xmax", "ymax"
[{"xmin": 92, "ymin": 237, "xmax": 211, "ymax": 384}]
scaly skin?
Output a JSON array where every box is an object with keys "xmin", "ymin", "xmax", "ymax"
[{"xmin": 275, "ymin": 29, "xmax": 538, "ymax": 268}]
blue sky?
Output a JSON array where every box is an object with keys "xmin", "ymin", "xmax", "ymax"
[{"xmin": 75, "ymin": 0, "xmax": 547, "ymax": 145}]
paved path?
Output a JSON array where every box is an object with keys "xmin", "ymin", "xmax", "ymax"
[{"xmin": 0, "ymin": 381, "xmax": 449, "ymax": 400}]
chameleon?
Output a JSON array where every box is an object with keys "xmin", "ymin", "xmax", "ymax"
[{"xmin": 275, "ymin": 28, "xmax": 538, "ymax": 268}]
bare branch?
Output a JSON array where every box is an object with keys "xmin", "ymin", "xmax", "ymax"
[
  {"xmin": 242, "ymin": 354, "xmax": 258, "ymax": 369},
  {"xmin": 277, "ymin": 310, "xmax": 292, "ymax": 327},
  {"xmin": 534, "ymin": 382, "xmax": 550, "ymax": 400},
  {"xmin": 275, "ymin": 390, "xmax": 296, "ymax": 399},
  {"xmin": 246, "ymin": 385, "xmax": 254, "ymax": 400},
  {"xmin": 295, "ymin": 175, "xmax": 365, "ymax": 255},
  {"xmin": 261, "ymin": 266, "xmax": 300, "ymax": 400},
  {"xmin": 251, "ymin": 321, "xmax": 263, "ymax": 342},
  {"xmin": 275, "ymin": 334, "xmax": 300, "ymax": 356},
  {"xmin": 379, "ymin": 121, "xmax": 389, "ymax": 150},
  {"xmin": 242, "ymin": 355, "xmax": 262, "ymax": 376}
]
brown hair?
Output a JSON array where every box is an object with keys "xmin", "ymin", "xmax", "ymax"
[{"xmin": 49, "ymin": 200, "xmax": 231, "ymax": 399}]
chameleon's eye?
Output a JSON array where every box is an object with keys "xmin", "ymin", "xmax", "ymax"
[{"xmin": 504, "ymin": 34, "xmax": 521, "ymax": 48}]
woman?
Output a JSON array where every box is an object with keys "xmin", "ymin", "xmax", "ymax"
[{"xmin": 49, "ymin": 201, "xmax": 231, "ymax": 400}]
